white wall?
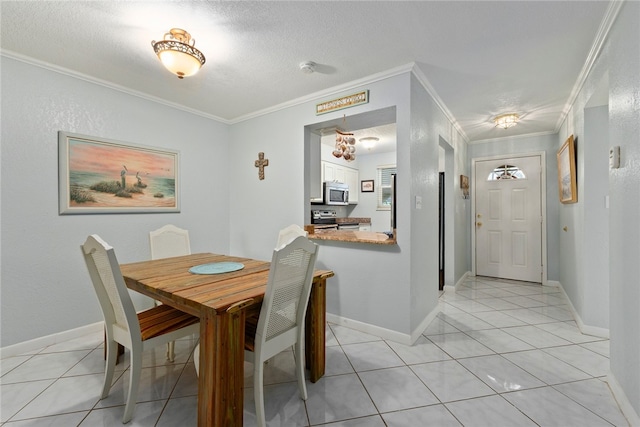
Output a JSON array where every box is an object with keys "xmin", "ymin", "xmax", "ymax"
[
  {"xmin": 450, "ymin": 135, "xmax": 469, "ymax": 284},
  {"xmin": 228, "ymin": 70, "xmax": 469, "ymax": 340},
  {"xmin": 407, "ymin": 74, "xmax": 443, "ymax": 329},
  {"xmin": 0, "ymin": 58, "xmax": 230, "ymax": 347},
  {"xmin": 604, "ymin": 1, "xmax": 639, "ymax": 416},
  {"xmin": 555, "ymin": 104, "xmax": 610, "ymax": 332},
  {"xmin": 229, "ymin": 74, "xmax": 414, "ymax": 336},
  {"xmin": 582, "ymin": 105, "xmax": 609, "ymax": 329},
  {"xmin": 560, "ymin": 0, "xmax": 639, "ymax": 417}
]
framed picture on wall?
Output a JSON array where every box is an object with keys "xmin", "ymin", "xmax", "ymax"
[
  {"xmin": 58, "ymin": 131, "xmax": 180, "ymax": 214},
  {"xmin": 557, "ymin": 134, "xmax": 577, "ymax": 204},
  {"xmin": 361, "ymin": 180, "xmax": 375, "ymax": 192}
]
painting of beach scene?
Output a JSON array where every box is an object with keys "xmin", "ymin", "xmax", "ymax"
[
  {"xmin": 59, "ymin": 132, "xmax": 179, "ymax": 214},
  {"xmin": 556, "ymin": 134, "xmax": 577, "ymax": 204}
]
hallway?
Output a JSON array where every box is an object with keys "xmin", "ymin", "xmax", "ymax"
[{"xmin": 0, "ymin": 276, "xmax": 628, "ymax": 426}]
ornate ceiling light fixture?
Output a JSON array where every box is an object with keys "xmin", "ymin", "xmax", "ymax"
[
  {"xmin": 494, "ymin": 113, "xmax": 519, "ymax": 129},
  {"xmin": 152, "ymin": 28, "xmax": 206, "ymax": 79}
]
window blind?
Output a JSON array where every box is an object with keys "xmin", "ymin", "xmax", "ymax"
[{"xmin": 377, "ymin": 165, "xmax": 397, "ymax": 209}]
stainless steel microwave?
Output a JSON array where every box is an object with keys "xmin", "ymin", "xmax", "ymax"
[{"xmin": 324, "ymin": 181, "xmax": 349, "ymax": 205}]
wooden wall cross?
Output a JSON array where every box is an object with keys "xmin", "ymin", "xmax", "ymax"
[{"xmin": 254, "ymin": 152, "xmax": 269, "ymax": 180}]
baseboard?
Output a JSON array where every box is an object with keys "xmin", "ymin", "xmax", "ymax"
[
  {"xmin": 0, "ymin": 322, "xmax": 104, "ymax": 359},
  {"xmin": 447, "ymin": 271, "xmax": 471, "ymax": 292},
  {"xmin": 545, "ymin": 279, "xmax": 561, "ymax": 288},
  {"xmin": 326, "ymin": 313, "xmax": 413, "ymax": 345},
  {"xmin": 326, "ymin": 301, "xmax": 441, "ymax": 347},
  {"xmin": 410, "ymin": 305, "xmax": 440, "ymax": 344},
  {"xmin": 443, "ymin": 285, "xmax": 457, "ymax": 293},
  {"xmin": 556, "ymin": 282, "xmax": 610, "ymax": 339},
  {"xmin": 607, "ymin": 373, "xmax": 640, "ymax": 426}
]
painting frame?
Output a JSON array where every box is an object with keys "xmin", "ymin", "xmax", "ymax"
[
  {"xmin": 58, "ymin": 131, "xmax": 180, "ymax": 214},
  {"xmin": 557, "ymin": 134, "xmax": 577, "ymax": 204},
  {"xmin": 361, "ymin": 179, "xmax": 375, "ymax": 192},
  {"xmin": 460, "ymin": 175, "xmax": 470, "ymax": 199}
]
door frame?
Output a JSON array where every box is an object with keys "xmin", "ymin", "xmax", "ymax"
[{"xmin": 471, "ymin": 152, "xmax": 548, "ymax": 285}]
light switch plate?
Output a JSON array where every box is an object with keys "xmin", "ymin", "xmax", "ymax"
[
  {"xmin": 415, "ymin": 196, "xmax": 422, "ymax": 209},
  {"xmin": 609, "ymin": 146, "xmax": 620, "ymax": 169}
]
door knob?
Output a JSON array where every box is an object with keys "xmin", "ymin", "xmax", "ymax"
[{"xmin": 476, "ymin": 222, "xmax": 483, "ymax": 227}]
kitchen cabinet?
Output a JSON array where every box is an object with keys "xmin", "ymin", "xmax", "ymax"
[
  {"xmin": 322, "ymin": 162, "xmax": 337, "ymax": 183},
  {"xmin": 344, "ymin": 167, "xmax": 359, "ymax": 204},
  {"xmin": 321, "ymin": 160, "xmax": 359, "ymax": 204}
]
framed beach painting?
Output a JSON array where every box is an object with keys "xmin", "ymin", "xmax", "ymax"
[
  {"xmin": 557, "ymin": 134, "xmax": 577, "ymax": 204},
  {"xmin": 58, "ymin": 132, "xmax": 180, "ymax": 214}
]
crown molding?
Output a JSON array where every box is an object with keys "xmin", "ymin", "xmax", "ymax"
[
  {"xmin": 230, "ymin": 63, "xmax": 415, "ymax": 124},
  {"xmin": 410, "ymin": 64, "xmax": 470, "ymax": 144},
  {"xmin": 470, "ymin": 130, "xmax": 557, "ymax": 145},
  {"xmin": 0, "ymin": 49, "xmax": 232, "ymax": 124},
  {"xmin": 554, "ymin": 0, "xmax": 625, "ymax": 132}
]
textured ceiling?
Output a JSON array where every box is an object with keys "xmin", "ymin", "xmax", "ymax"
[{"xmin": 1, "ymin": 1, "xmax": 612, "ymax": 142}]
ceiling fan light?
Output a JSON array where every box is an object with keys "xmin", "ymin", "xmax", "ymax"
[
  {"xmin": 152, "ymin": 28, "xmax": 206, "ymax": 79},
  {"xmin": 494, "ymin": 113, "xmax": 519, "ymax": 129}
]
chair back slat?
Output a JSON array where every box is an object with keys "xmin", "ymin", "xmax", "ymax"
[{"xmin": 256, "ymin": 236, "xmax": 318, "ymax": 345}]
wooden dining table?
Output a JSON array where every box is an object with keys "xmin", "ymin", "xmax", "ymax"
[{"xmin": 119, "ymin": 253, "xmax": 333, "ymax": 426}]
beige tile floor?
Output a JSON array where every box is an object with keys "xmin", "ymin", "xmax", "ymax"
[{"xmin": 0, "ymin": 276, "xmax": 630, "ymax": 426}]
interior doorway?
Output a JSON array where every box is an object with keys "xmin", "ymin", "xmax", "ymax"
[
  {"xmin": 438, "ymin": 138, "xmax": 454, "ymax": 290},
  {"xmin": 438, "ymin": 171, "xmax": 445, "ymax": 290}
]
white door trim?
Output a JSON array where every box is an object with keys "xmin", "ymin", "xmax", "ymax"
[{"xmin": 471, "ymin": 152, "xmax": 547, "ymax": 285}]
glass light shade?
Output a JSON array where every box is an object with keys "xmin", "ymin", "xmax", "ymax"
[
  {"xmin": 494, "ymin": 113, "xmax": 519, "ymax": 129},
  {"xmin": 158, "ymin": 50, "xmax": 203, "ymax": 78},
  {"xmin": 152, "ymin": 29, "xmax": 206, "ymax": 79},
  {"xmin": 360, "ymin": 136, "xmax": 379, "ymax": 149}
]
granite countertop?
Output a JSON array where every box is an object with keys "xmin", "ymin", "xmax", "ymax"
[
  {"xmin": 306, "ymin": 228, "xmax": 396, "ymax": 245},
  {"xmin": 335, "ymin": 217, "xmax": 371, "ymax": 224}
]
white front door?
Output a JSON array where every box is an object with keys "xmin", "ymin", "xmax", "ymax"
[{"xmin": 475, "ymin": 155, "xmax": 543, "ymax": 283}]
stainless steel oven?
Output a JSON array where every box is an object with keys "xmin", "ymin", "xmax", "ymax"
[{"xmin": 311, "ymin": 210, "xmax": 338, "ymax": 231}]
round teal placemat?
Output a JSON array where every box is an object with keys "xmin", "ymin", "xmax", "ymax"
[{"xmin": 189, "ymin": 262, "xmax": 245, "ymax": 275}]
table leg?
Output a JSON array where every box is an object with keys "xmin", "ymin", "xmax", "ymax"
[
  {"xmin": 306, "ymin": 277, "xmax": 326, "ymax": 383},
  {"xmin": 197, "ymin": 308, "xmax": 245, "ymax": 427}
]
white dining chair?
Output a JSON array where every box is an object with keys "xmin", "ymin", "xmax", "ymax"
[
  {"xmin": 149, "ymin": 224, "xmax": 191, "ymax": 361},
  {"xmin": 149, "ymin": 224, "xmax": 191, "ymax": 260},
  {"xmin": 275, "ymin": 224, "xmax": 308, "ymax": 249},
  {"xmin": 192, "ymin": 235, "xmax": 318, "ymax": 427},
  {"xmin": 81, "ymin": 234, "xmax": 199, "ymax": 424}
]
